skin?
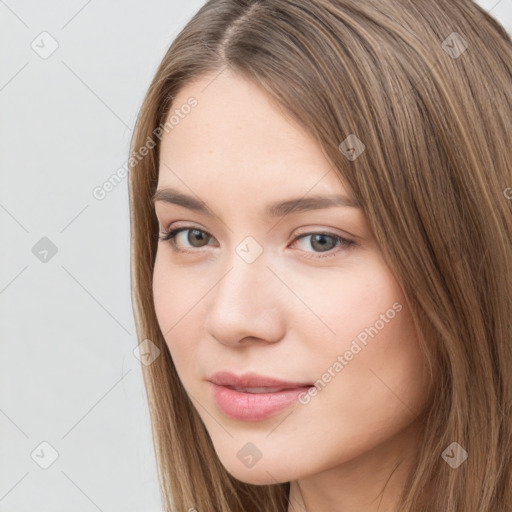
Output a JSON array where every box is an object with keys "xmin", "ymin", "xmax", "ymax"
[{"xmin": 152, "ymin": 69, "xmax": 433, "ymax": 512}]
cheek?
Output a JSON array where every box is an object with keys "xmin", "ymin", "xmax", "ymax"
[
  {"xmin": 289, "ymin": 256, "xmax": 404, "ymax": 350},
  {"xmin": 301, "ymin": 256, "xmax": 429, "ymax": 410},
  {"xmin": 152, "ymin": 254, "xmax": 198, "ymax": 334},
  {"xmin": 152, "ymin": 254, "xmax": 206, "ymax": 379},
  {"xmin": 152, "ymin": 257, "xmax": 189, "ymax": 367},
  {"xmin": 152, "ymin": 256, "xmax": 173, "ymax": 331},
  {"xmin": 289, "ymin": 264, "xmax": 430, "ymax": 463}
]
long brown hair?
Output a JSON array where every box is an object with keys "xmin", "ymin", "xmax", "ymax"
[{"xmin": 128, "ymin": 1, "xmax": 512, "ymax": 510}]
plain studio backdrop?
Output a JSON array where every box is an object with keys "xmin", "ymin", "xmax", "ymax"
[{"xmin": 0, "ymin": 1, "xmax": 510, "ymax": 511}]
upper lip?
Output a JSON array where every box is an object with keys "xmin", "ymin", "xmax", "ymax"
[{"xmin": 207, "ymin": 371, "xmax": 312, "ymax": 390}]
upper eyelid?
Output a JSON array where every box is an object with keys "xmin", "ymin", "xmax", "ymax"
[
  {"xmin": 159, "ymin": 223, "xmax": 348, "ymax": 237},
  {"xmin": 153, "ymin": 207, "xmax": 364, "ymax": 233},
  {"xmin": 161, "ymin": 225, "xmax": 353, "ymax": 245},
  {"xmin": 155, "ymin": 198, "xmax": 366, "ymax": 238}
]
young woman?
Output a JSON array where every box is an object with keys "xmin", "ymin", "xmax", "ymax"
[{"xmin": 128, "ymin": 1, "xmax": 512, "ymax": 510}]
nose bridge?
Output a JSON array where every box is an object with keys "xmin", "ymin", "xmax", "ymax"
[
  {"xmin": 216, "ymin": 240, "xmax": 273, "ymax": 312},
  {"xmin": 203, "ymin": 238, "xmax": 285, "ymax": 345}
]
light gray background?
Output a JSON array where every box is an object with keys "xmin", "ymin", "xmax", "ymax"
[{"xmin": 0, "ymin": 1, "xmax": 510, "ymax": 511}]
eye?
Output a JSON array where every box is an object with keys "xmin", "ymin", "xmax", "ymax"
[
  {"xmin": 157, "ymin": 226, "xmax": 355, "ymax": 259},
  {"xmin": 290, "ymin": 231, "xmax": 354, "ymax": 259},
  {"xmin": 158, "ymin": 226, "xmax": 215, "ymax": 251}
]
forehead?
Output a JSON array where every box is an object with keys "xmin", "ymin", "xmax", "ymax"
[{"xmin": 157, "ymin": 70, "xmax": 352, "ymax": 209}]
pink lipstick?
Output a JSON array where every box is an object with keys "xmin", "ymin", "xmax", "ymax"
[{"xmin": 208, "ymin": 371, "xmax": 313, "ymax": 421}]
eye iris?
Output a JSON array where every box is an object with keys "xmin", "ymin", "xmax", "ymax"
[
  {"xmin": 188, "ymin": 229, "xmax": 209, "ymax": 247},
  {"xmin": 310, "ymin": 234, "xmax": 335, "ymax": 252}
]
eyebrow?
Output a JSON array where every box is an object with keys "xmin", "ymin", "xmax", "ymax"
[{"xmin": 152, "ymin": 187, "xmax": 360, "ymax": 217}]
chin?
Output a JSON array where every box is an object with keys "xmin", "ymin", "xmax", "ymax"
[
  {"xmin": 217, "ymin": 455, "xmax": 298, "ymax": 485},
  {"xmin": 228, "ymin": 468, "xmax": 289, "ymax": 486}
]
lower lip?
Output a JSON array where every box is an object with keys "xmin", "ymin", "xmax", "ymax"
[{"xmin": 209, "ymin": 383, "xmax": 313, "ymax": 421}]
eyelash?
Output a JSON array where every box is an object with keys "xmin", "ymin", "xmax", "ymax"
[{"xmin": 157, "ymin": 225, "xmax": 355, "ymax": 260}]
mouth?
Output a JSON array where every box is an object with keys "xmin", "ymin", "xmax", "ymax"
[
  {"xmin": 207, "ymin": 370, "xmax": 312, "ymax": 390},
  {"xmin": 224, "ymin": 386, "xmax": 298, "ymax": 393},
  {"xmin": 208, "ymin": 381, "xmax": 314, "ymax": 422}
]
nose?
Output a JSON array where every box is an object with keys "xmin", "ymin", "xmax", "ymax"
[{"xmin": 203, "ymin": 254, "xmax": 287, "ymax": 347}]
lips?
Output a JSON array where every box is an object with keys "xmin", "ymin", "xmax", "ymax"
[
  {"xmin": 207, "ymin": 371, "xmax": 312, "ymax": 390},
  {"xmin": 229, "ymin": 387, "xmax": 285, "ymax": 393},
  {"xmin": 206, "ymin": 371, "xmax": 314, "ymax": 420}
]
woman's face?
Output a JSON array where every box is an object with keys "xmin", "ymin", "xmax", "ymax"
[{"xmin": 152, "ymin": 69, "xmax": 432, "ymax": 486}]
